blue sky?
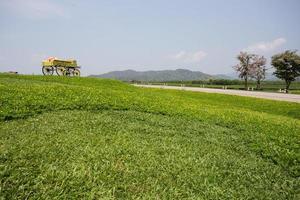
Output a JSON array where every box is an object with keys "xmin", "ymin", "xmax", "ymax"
[{"xmin": 0, "ymin": 0, "xmax": 300, "ymax": 76}]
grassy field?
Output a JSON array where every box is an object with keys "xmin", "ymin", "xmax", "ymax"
[
  {"xmin": 0, "ymin": 74, "xmax": 300, "ymax": 199},
  {"xmin": 147, "ymin": 81, "xmax": 300, "ymax": 94}
]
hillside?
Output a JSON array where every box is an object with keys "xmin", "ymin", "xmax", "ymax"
[
  {"xmin": 90, "ymin": 69, "xmax": 214, "ymax": 81},
  {"xmin": 1, "ymin": 74, "xmax": 300, "ymax": 199}
]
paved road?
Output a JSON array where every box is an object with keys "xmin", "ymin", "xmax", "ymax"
[{"xmin": 134, "ymin": 84, "xmax": 300, "ymax": 103}]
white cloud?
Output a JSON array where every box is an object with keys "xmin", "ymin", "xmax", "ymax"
[
  {"xmin": 171, "ymin": 50, "xmax": 207, "ymax": 63},
  {"xmin": 1, "ymin": 0, "xmax": 69, "ymax": 19},
  {"xmin": 243, "ymin": 38, "xmax": 286, "ymax": 53}
]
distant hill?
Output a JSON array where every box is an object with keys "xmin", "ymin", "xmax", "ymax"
[
  {"xmin": 213, "ymin": 73, "xmax": 237, "ymax": 80},
  {"xmin": 90, "ymin": 69, "xmax": 284, "ymax": 82},
  {"xmin": 90, "ymin": 69, "xmax": 215, "ymax": 81}
]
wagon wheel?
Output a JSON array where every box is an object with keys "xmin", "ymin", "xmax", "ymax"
[
  {"xmin": 42, "ymin": 66, "xmax": 54, "ymax": 75},
  {"xmin": 55, "ymin": 66, "xmax": 66, "ymax": 76},
  {"xmin": 73, "ymin": 69, "xmax": 80, "ymax": 77},
  {"xmin": 63, "ymin": 68, "xmax": 71, "ymax": 76}
]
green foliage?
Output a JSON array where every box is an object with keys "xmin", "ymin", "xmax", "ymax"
[
  {"xmin": 192, "ymin": 79, "xmax": 243, "ymax": 85},
  {"xmin": 1, "ymin": 74, "xmax": 300, "ymax": 199},
  {"xmin": 152, "ymin": 80, "xmax": 300, "ymax": 92},
  {"xmin": 272, "ymin": 50, "xmax": 300, "ymax": 90}
]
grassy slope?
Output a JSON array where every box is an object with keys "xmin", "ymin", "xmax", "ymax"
[{"xmin": 0, "ymin": 74, "xmax": 300, "ymax": 199}]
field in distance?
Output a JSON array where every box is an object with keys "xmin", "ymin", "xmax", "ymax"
[
  {"xmin": 140, "ymin": 80, "xmax": 300, "ymax": 94},
  {"xmin": 0, "ymin": 74, "xmax": 299, "ymax": 199}
]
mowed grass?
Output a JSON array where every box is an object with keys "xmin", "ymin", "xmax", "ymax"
[
  {"xmin": 0, "ymin": 74, "xmax": 300, "ymax": 199},
  {"xmin": 149, "ymin": 81, "xmax": 300, "ymax": 93}
]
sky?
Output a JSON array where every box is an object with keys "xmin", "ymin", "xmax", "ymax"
[{"xmin": 0, "ymin": 0, "xmax": 300, "ymax": 76}]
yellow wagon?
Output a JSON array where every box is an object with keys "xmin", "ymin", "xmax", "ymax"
[{"xmin": 42, "ymin": 57, "xmax": 81, "ymax": 76}]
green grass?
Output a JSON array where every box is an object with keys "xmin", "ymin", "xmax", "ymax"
[
  {"xmin": 292, "ymin": 90, "xmax": 300, "ymax": 94},
  {"xmin": 149, "ymin": 81, "xmax": 300, "ymax": 93},
  {"xmin": 1, "ymin": 74, "xmax": 300, "ymax": 199}
]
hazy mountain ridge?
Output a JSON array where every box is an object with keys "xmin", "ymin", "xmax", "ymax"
[
  {"xmin": 90, "ymin": 69, "xmax": 214, "ymax": 81},
  {"xmin": 90, "ymin": 69, "xmax": 282, "ymax": 81}
]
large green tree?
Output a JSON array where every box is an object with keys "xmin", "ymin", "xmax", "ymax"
[{"xmin": 272, "ymin": 50, "xmax": 300, "ymax": 92}]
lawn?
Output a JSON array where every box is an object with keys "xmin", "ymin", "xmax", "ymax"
[
  {"xmin": 0, "ymin": 74, "xmax": 299, "ymax": 199},
  {"xmin": 148, "ymin": 81, "xmax": 300, "ymax": 94}
]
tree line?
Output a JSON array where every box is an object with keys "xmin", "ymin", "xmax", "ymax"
[{"xmin": 234, "ymin": 50, "xmax": 300, "ymax": 92}]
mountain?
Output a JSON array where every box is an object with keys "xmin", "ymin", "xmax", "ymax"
[
  {"xmin": 90, "ymin": 69, "xmax": 214, "ymax": 81},
  {"xmin": 213, "ymin": 73, "xmax": 237, "ymax": 80},
  {"xmin": 90, "ymin": 69, "xmax": 285, "ymax": 82}
]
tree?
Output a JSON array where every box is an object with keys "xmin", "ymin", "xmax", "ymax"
[
  {"xmin": 272, "ymin": 50, "xmax": 300, "ymax": 92},
  {"xmin": 250, "ymin": 55, "xmax": 267, "ymax": 90},
  {"xmin": 234, "ymin": 52, "xmax": 255, "ymax": 90}
]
